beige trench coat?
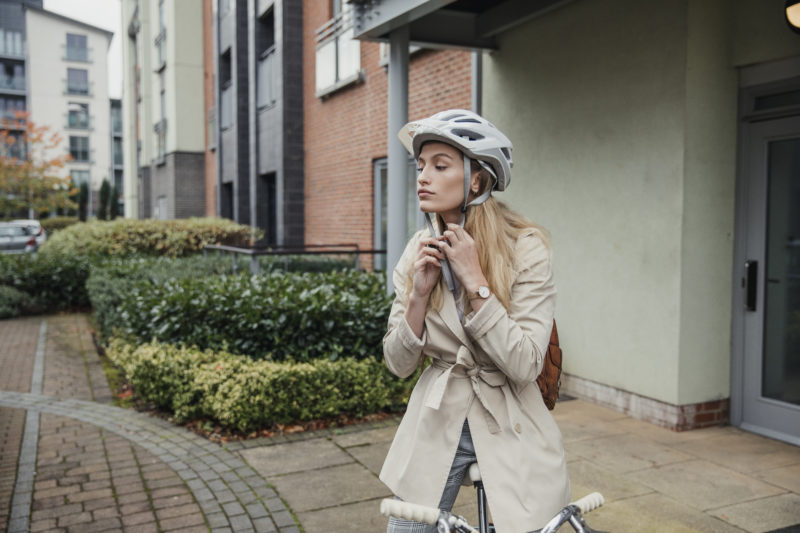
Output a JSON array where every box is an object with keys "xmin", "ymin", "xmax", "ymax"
[{"xmin": 379, "ymin": 229, "xmax": 571, "ymax": 533}]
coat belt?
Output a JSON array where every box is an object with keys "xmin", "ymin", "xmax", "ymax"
[{"xmin": 426, "ymin": 346, "xmax": 507, "ymax": 434}]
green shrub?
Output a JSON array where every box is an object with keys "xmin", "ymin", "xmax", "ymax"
[
  {"xmin": 108, "ymin": 269, "xmax": 392, "ymax": 361},
  {"xmin": 39, "ymin": 217, "xmax": 256, "ymax": 260},
  {"xmin": 40, "ymin": 216, "xmax": 79, "ymax": 233},
  {"xmin": 0, "ymin": 285, "xmax": 32, "ymax": 319},
  {"xmin": 106, "ymin": 338, "xmax": 417, "ymax": 431},
  {"xmin": 0, "ymin": 253, "xmax": 91, "ymax": 311}
]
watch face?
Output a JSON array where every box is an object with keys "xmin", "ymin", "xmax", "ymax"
[{"xmin": 478, "ymin": 286, "xmax": 490, "ymax": 298}]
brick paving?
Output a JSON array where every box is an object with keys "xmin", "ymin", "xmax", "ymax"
[{"xmin": 0, "ymin": 315, "xmax": 299, "ymax": 533}]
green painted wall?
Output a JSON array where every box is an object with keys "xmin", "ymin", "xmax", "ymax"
[{"xmin": 483, "ymin": 0, "xmax": 798, "ymax": 405}]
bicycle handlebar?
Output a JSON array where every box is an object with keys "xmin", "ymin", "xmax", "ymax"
[
  {"xmin": 380, "ymin": 492, "xmax": 605, "ymax": 532},
  {"xmin": 380, "ymin": 499, "xmax": 440, "ymax": 525},
  {"xmin": 572, "ymin": 492, "xmax": 604, "ymax": 514}
]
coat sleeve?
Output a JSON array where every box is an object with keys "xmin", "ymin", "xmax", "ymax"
[
  {"xmin": 462, "ymin": 231, "xmax": 555, "ymax": 385},
  {"xmin": 383, "ymin": 233, "xmax": 427, "ymax": 379}
]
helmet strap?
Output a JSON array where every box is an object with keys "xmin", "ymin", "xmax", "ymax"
[{"xmin": 461, "ymin": 157, "xmax": 497, "ymax": 224}]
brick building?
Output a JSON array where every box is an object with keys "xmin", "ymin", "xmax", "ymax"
[{"xmin": 304, "ymin": 0, "xmax": 472, "ymax": 267}]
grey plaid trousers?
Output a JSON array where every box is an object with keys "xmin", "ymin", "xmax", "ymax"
[{"xmin": 386, "ymin": 420, "xmax": 477, "ymax": 533}]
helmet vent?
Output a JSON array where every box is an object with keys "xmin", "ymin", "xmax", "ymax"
[
  {"xmin": 452, "ymin": 128, "xmax": 484, "ymax": 141},
  {"xmin": 501, "ymin": 147, "xmax": 511, "ymax": 159},
  {"xmin": 454, "ymin": 117, "xmax": 481, "ymax": 124}
]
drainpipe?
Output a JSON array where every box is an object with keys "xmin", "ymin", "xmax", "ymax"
[
  {"xmin": 471, "ymin": 50, "xmax": 482, "ymax": 115},
  {"xmin": 386, "ymin": 25, "xmax": 409, "ymax": 295}
]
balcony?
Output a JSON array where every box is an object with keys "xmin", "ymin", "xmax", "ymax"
[
  {"xmin": 112, "ymin": 114, "xmax": 123, "ymax": 135},
  {"xmin": 63, "ymin": 45, "xmax": 92, "ymax": 63},
  {"xmin": 65, "ymin": 79, "xmax": 92, "ymax": 96},
  {"xmin": 154, "ymin": 29, "xmax": 166, "ymax": 71},
  {"xmin": 220, "ymin": 84, "xmax": 233, "ymax": 130},
  {"xmin": 154, "ymin": 118, "xmax": 167, "ymax": 165},
  {"xmin": 66, "ymin": 113, "xmax": 91, "ymax": 130},
  {"xmin": 0, "ymin": 76, "xmax": 26, "ymax": 94},
  {"xmin": 315, "ymin": 6, "xmax": 362, "ymax": 97},
  {"xmin": 257, "ymin": 46, "xmax": 276, "ymax": 109}
]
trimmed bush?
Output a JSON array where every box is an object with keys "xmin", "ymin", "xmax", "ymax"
[
  {"xmin": 40, "ymin": 217, "xmax": 256, "ymax": 259},
  {"xmin": 0, "ymin": 285, "xmax": 32, "ymax": 319},
  {"xmin": 106, "ymin": 338, "xmax": 416, "ymax": 431},
  {"xmin": 40, "ymin": 216, "xmax": 79, "ymax": 233},
  {"xmin": 104, "ymin": 268, "xmax": 391, "ymax": 362},
  {"xmin": 0, "ymin": 253, "xmax": 91, "ymax": 311}
]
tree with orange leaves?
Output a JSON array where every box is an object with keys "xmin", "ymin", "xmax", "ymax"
[{"xmin": 0, "ymin": 111, "xmax": 76, "ymax": 218}]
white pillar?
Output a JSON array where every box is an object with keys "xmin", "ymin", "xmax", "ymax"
[{"xmin": 386, "ymin": 26, "xmax": 409, "ymax": 294}]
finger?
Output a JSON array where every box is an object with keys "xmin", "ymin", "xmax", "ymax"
[
  {"xmin": 441, "ymin": 231, "xmax": 459, "ymax": 245},
  {"xmin": 420, "ymin": 246, "xmax": 445, "ymax": 260},
  {"xmin": 447, "ymin": 223, "xmax": 468, "ymax": 240}
]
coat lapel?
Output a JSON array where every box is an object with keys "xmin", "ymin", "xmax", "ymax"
[{"xmin": 437, "ymin": 288, "xmax": 474, "ymax": 348}]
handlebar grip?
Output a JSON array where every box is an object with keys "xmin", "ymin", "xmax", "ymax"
[
  {"xmin": 380, "ymin": 499, "xmax": 440, "ymax": 525},
  {"xmin": 571, "ymin": 492, "xmax": 604, "ymax": 514}
]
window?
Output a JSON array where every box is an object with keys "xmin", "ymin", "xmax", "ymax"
[
  {"xmin": 219, "ymin": 50, "xmax": 232, "ymax": 129},
  {"xmin": 315, "ymin": 2, "xmax": 361, "ymax": 96},
  {"xmin": 70, "ymin": 170, "xmax": 89, "ymax": 186},
  {"xmin": 219, "ymin": 0, "xmax": 231, "ymax": 18},
  {"xmin": 207, "ymin": 106, "xmax": 216, "ymax": 150},
  {"xmin": 256, "ymin": 9, "xmax": 276, "ymax": 109},
  {"xmin": 68, "ymin": 103, "xmax": 89, "ymax": 129},
  {"xmin": 111, "ymin": 104, "xmax": 122, "ymax": 133},
  {"xmin": 113, "ymin": 138, "xmax": 123, "ymax": 166},
  {"xmin": 0, "ymin": 30, "xmax": 24, "ymax": 57},
  {"xmin": 0, "ymin": 97, "xmax": 24, "ymax": 122},
  {"xmin": 372, "ymin": 157, "xmax": 422, "ymax": 270},
  {"xmin": 66, "ymin": 33, "xmax": 88, "ymax": 62},
  {"xmin": 154, "ymin": 0, "xmax": 166, "ymax": 69},
  {"xmin": 66, "ymin": 68, "xmax": 89, "ymax": 95},
  {"xmin": 69, "ymin": 136, "xmax": 89, "ymax": 162},
  {"xmin": 1, "ymin": 64, "xmax": 24, "ymax": 91}
]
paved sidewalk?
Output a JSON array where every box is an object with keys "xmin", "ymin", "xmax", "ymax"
[{"xmin": 1, "ymin": 314, "xmax": 799, "ymax": 533}]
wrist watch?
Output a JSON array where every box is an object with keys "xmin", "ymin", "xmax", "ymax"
[{"xmin": 470, "ymin": 285, "xmax": 491, "ymax": 300}]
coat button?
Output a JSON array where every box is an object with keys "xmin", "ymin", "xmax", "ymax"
[{"xmin": 514, "ymin": 423, "xmax": 522, "ymax": 433}]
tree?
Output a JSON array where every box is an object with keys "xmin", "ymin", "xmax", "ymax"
[
  {"xmin": 109, "ymin": 184, "xmax": 119, "ymax": 219},
  {"xmin": 78, "ymin": 182, "xmax": 88, "ymax": 222},
  {"xmin": 98, "ymin": 179, "xmax": 110, "ymax": 220},
  {"xmin": 0, "ymin": 112, "xmax": 76, "ymax": 218}
]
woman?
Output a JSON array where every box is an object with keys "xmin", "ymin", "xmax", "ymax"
[{"xmin": 380, "ymin": 110, "xmax": 570, "ymax": 533}]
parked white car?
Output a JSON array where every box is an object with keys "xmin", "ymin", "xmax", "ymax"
[
  {"xmin": 12, "ymin": 219, "xmax": 46, "ymax": 246},
  {"xmin": 0, "ymin": 222, "xmax": 38, "ymax": 254}
]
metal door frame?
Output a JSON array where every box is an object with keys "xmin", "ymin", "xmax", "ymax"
[{"xmin": 731, "ymin": 61, "xmax": 800, "ymax": 445}]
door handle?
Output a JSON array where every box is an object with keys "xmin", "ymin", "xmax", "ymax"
[{"xmin": 744, "ymin": 260, "xmax": 757, "ymax": 311}]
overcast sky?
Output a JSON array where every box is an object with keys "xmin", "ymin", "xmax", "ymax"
[{"xmin": 43, "ymin": 0, "xmax": 123, "ymax": 99}]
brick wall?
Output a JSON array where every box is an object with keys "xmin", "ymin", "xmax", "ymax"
[{"xmin": 303, "ymin": 0, "xmax": 472, "ymax": 257}]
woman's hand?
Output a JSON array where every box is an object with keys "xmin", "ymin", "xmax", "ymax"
[
  {"xmin": 438, "ymin": 223, "xmax": 489, "ymax": 298},
  {"xmin": 410, "ymin": 236, "xmax": 445, "ymax": 299}
]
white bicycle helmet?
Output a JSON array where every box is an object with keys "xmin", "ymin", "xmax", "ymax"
[{"xmin": 398, "ymin": 109, "xmax": 513, "ymax": 212}]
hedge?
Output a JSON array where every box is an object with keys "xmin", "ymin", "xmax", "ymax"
[
  {"xmin": 107, "ymin": 338, "xmax": 416, "ymax": 432},
  {"xmin": 40, "ymin": 217, "xmax": 255, "ymax": 259},
  {"xmin": 0, "ymin": 285, "xmax": 32, "ymax": 319},
  {"xmin": 0, "ymin": 253, "xmax": 92, "ymax": 312},
  {"xmin": 40, "ymin": 216, "xmax": 79, "ymax": 233},
  {"xmin": 96, "ymin": 267, "xmax": 392, "ymax": 362}
]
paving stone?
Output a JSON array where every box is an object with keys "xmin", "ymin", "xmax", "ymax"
[
  {"xmin": 709, "ymin": 493, "xmax": 800, "ymax": 532},
  {"xmin": 159, "ymin": 512, "xmax": 206, "ymax": 530},
  {"xmin": 251, "ymin": 517, "xmax": 277, "ymax": 532},
  {"xmin": 156, "ymin": 503, "xmax": 202, "ymax": 521},
  {"xmin": 296, "ymin": 498, "xmax": 389, "ymax": 533},
  {"xmin": 222, "ymin": 501, "xmax": 245, "ymax": 517},
  {"xmin": 229, "ymin": 514, "xmax": 254, "ymax": 531},
  {"xmin": 240, "ymin": 439, "xmax": 353, "ymax": 477},
  {"xmin": 121, "ymin": 510, "xmax": 157, "ymax": 527},
  {"xmin": 57, "ymin": 511, "xmax": 92, "ymax": 527}
]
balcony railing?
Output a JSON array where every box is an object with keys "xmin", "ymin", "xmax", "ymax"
[
  {"xmin": 0, "ymin": 76, "xmax": 26, "ymax": 92},
  {"xmin": 220, "ymin": 84, "xmax": 233, "ymax": 130},
  {"xmin": 66, "ymin": 113, "xmax": 91, "ymax": 130},
  {"xmin": 112, "ymin": 115, "xmax": 123, "ymax": 134},
  {"xmin": 154, "ymin": 118, "xmax": 167, "ymax": 164},
  {"xmin": 257, "ymin": 46, "xmax": 276, "ymax": 108},
  {"xmin": 154, "ymin": 29, "xmax": 166, "ymax": 70},
  {"xmin": 65, "ymin": 79, "xmax": 92, "ymax": 96},
  {"xmin": 63, "ymin": 45, "xmax": 92, "ymax": 63},
  {"xmin": 315, "ymin": 7, "xmax": 362, "ymax": 97}
]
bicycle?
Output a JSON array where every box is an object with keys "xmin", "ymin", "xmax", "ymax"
[{"xmin": 380, "ymin": 463, "xmax": 608, "ymax": 533}]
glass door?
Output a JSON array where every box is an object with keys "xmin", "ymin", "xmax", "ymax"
[{"xmin": 737, "ymin": 114, "xmax": 800, "ymax": 445}]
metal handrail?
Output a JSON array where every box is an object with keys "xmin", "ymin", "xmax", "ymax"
[{"xmin": 203, "ymin": 243, "xmax": 387, "ymax": 274}]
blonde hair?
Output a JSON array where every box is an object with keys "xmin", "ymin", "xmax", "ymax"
[{"xmin": 404, "ymin": 162, "xmax": 550, "ymax": 312}]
